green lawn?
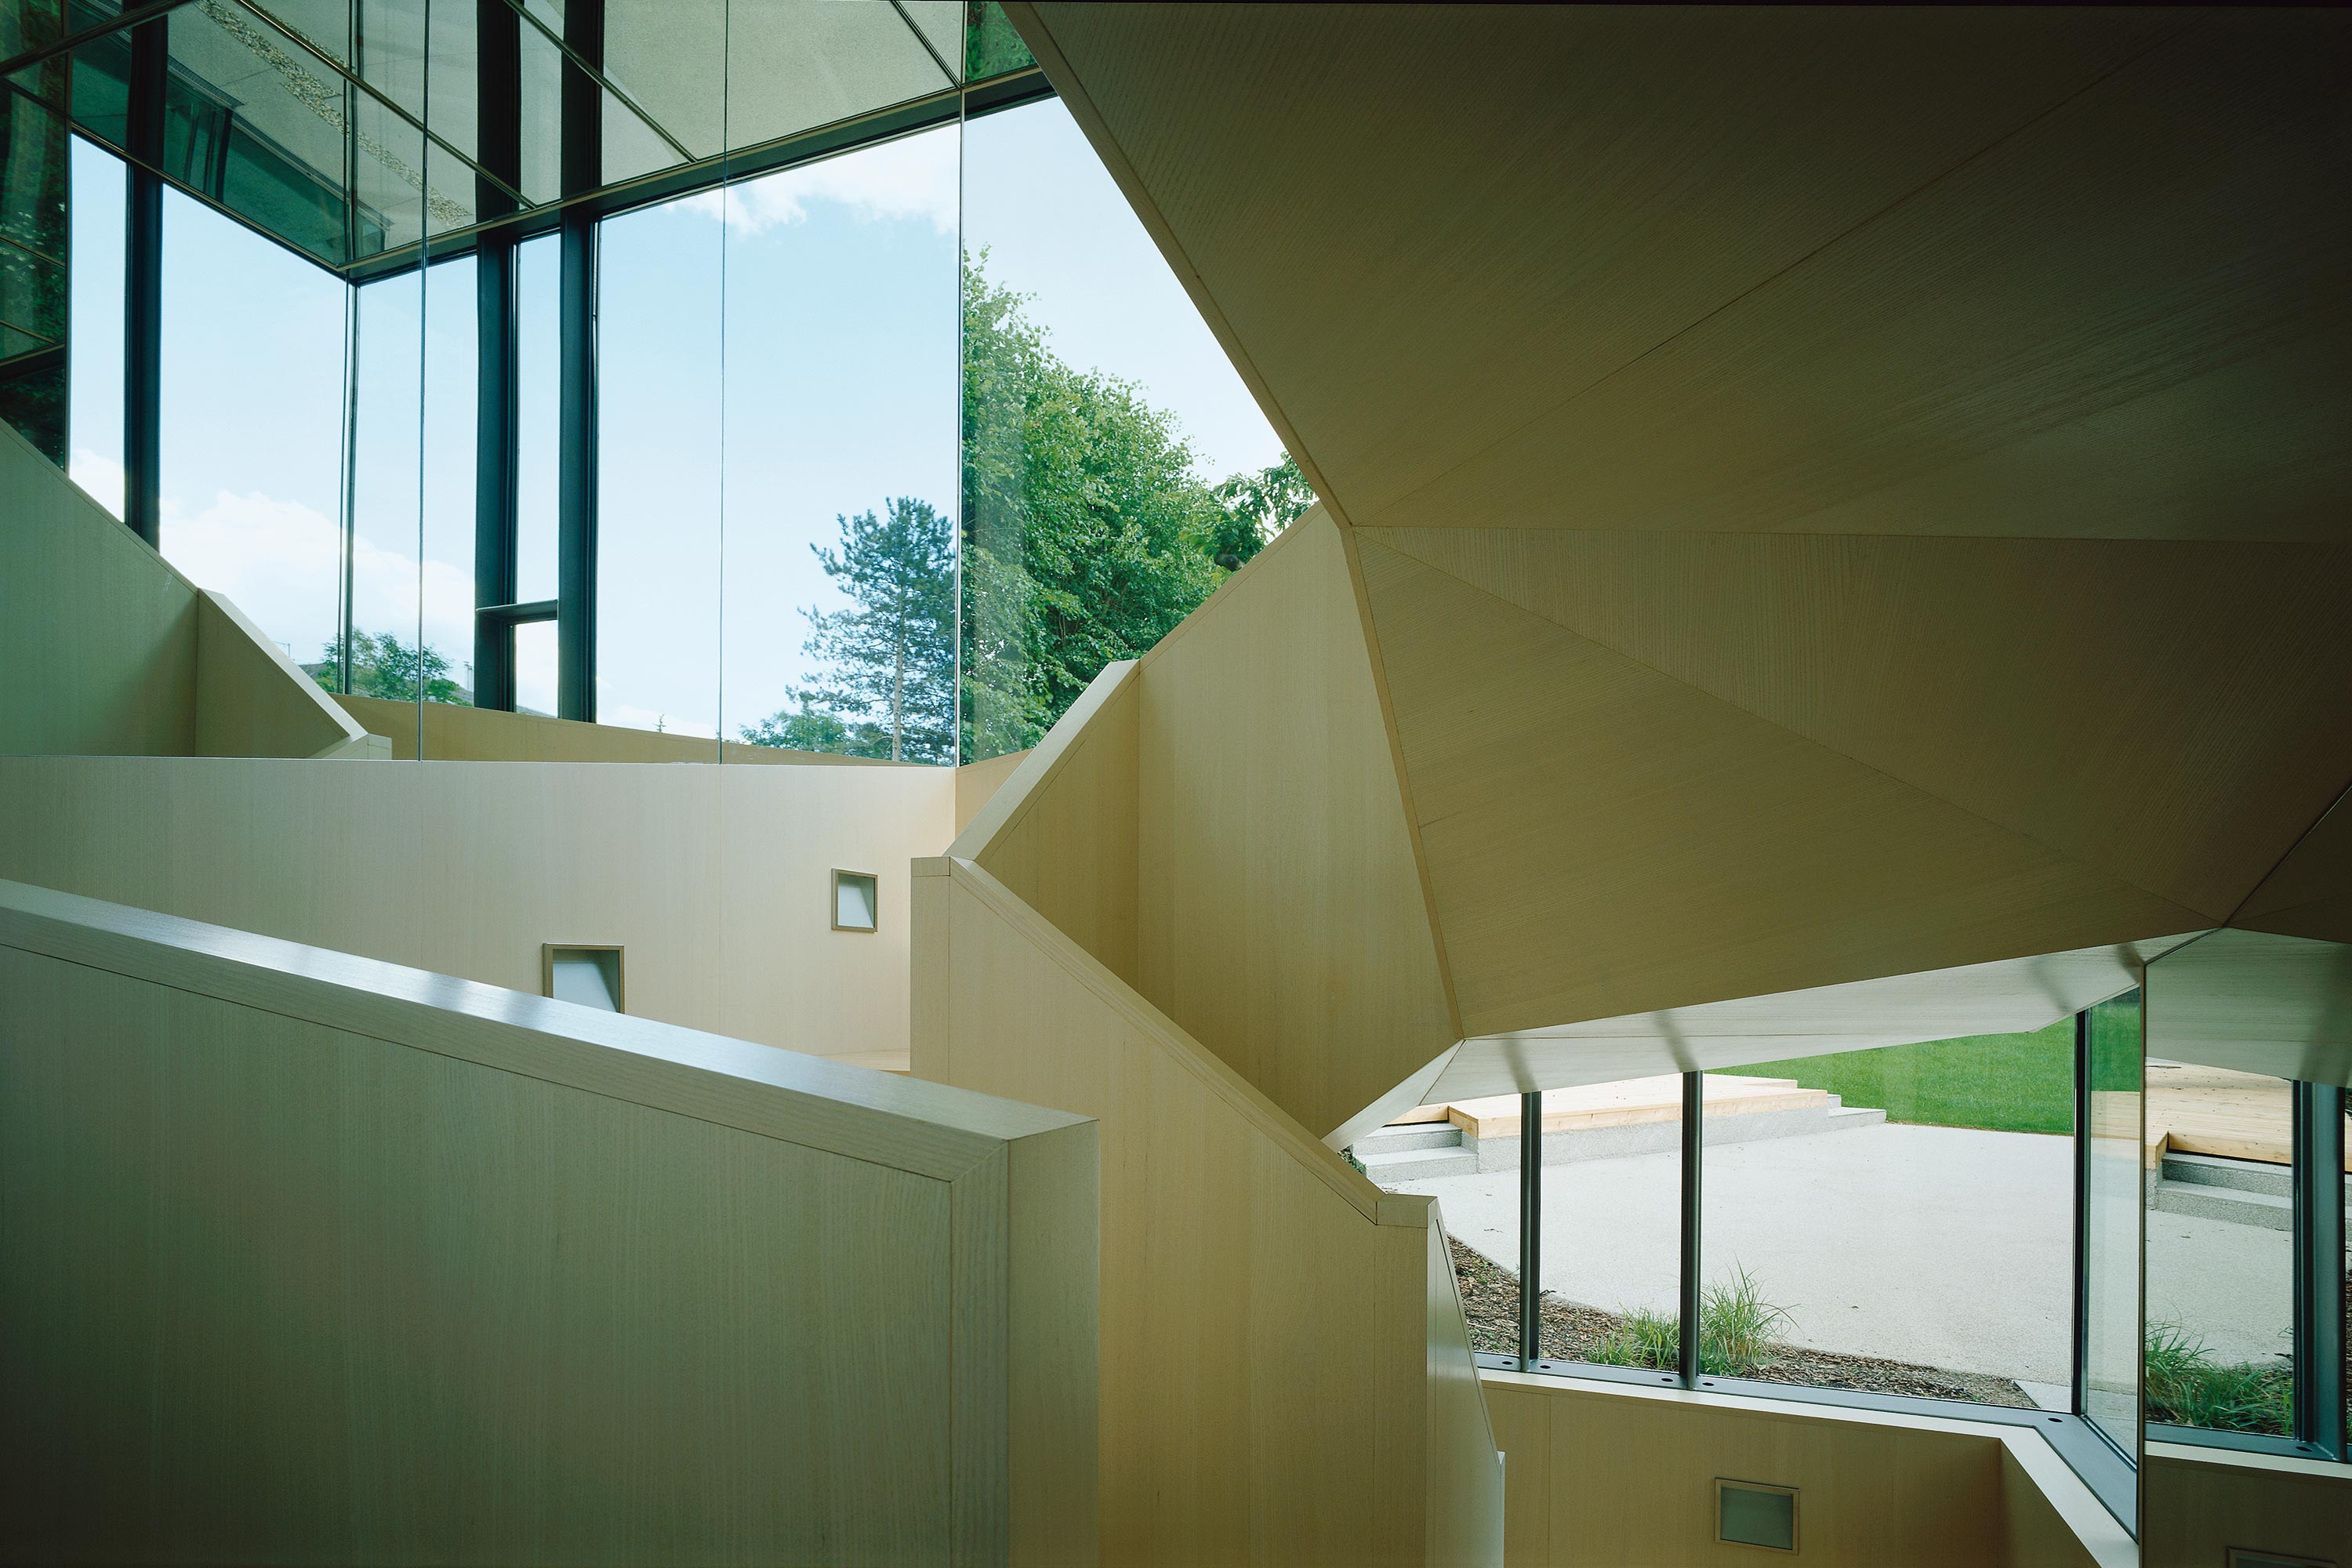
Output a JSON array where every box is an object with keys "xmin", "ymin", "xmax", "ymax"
[{"xmin": 1726, "ymin": 1021, "xmax": 2076, "ymax": 1134}]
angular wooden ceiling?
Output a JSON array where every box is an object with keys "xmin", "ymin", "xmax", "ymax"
[{"xmin": 1011, "ymin": 4, "xmax": 2352, "ymax": 1092}]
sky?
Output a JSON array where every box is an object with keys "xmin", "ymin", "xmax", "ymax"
[{"xmin": 64, "ymin": 97, "xmax": 1284, "ymax": 744}]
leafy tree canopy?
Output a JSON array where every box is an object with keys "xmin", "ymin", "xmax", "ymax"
[{"xmin": 315, "ymin": 630, "xmax": 470, "ymax": 705}]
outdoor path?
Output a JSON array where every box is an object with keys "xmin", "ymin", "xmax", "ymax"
[{"xmin": 1392, "ymin": 1121, "xmax": 2294, "ymax": 1388}]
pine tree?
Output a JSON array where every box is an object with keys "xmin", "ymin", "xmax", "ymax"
[{"xmin": 743, "ymin": 498, "xmax": 955, "ymax": 763}]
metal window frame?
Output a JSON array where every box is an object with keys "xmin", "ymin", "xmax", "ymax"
[
  {"xmin": 2292, "ymin": 1080, "xmax": 2347, "ymax": 1460},
  {"xmin": 1517, "ymin": 1089, "xmax": 1541, "ymax": 1366}
]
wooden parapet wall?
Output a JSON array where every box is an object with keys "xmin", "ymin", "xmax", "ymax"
[
  {"xmin": 0, "ymin": 877, "xmax": 1096, "ymax": 1566},
  {"xmin": 914, "ymin": 855, "xmax": 1501, "ymax": 1567},
  {"xmin": 0, "ymin": 421, "xmax": 373, "ymax": 760}
]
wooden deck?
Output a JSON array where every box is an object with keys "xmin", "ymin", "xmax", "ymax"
[
  {"xmin": 1397, "ymin": 1073, "xmax": 1830, "ymax": 1139},
  {"xmin": 2145, "ymin": 1059, "xmax": 2351, "ymax": 1171}
]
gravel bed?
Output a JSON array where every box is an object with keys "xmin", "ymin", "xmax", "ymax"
[{"xmin": 1448, "ymin": 1236, "xmax": 2036, "ymax": 1410}]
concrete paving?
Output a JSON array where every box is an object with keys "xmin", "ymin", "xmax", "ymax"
[{"xmin": 1390, "ymin": 1120, "xmax": 2294, "ymax": 1388}]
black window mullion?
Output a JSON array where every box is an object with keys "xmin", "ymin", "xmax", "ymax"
[
  {"xmin": 1679, "ymin": 1069, "xmax": 1703, "ymax": 1387},
  {"xmin": 2292, "ymin": 1080, "xmax": 2347, "ymax": 1459},
  {"xmin": 472, "ymin": 0, "xmax": 520, "ymax": 711},
  {"xmin": 554, "ymin": 0, "xmax": 601, "ymax": 723},
  {"xmin": 2071, "ymin": 1007, "xmax": 2093, "ymax": 1417},
  {"xmin": 1518, "ymin": 1089, "xmax": 1542, "ymax": 1368},
  {"xmin": 121, "ymin": 16, "xmax": 163, "ymax": 547}
]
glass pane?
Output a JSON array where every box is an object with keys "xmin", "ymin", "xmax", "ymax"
[
  {"xmin": 1703, "ymin": 1025, "xmax": 2077, "ymax": 1408},
  {"xmin": 724, "ymin": 0, "xmax": 946, "ymax": 153},
  {"xmin": 514, "ymin": 613, "xmax": 556, "ymax": 717},
  {"xmin": 514, "ymin": 230, "xmax": 557, "ymax": 603},
  {"xmin": 0, "ymin": 69, "xmax": 71, "ymax": 463},
  {"xmin": 1361, "ymin": 1090, "xmax": 1522, "ymax": 1361},
  {"xmin": 516, "ymin": 20, "xmax": 561, "ymax": 205},
  {"xmin": 350, "ymin": 82, "xmax": 427, "ymax": 256},
  {"xmin": 165, "ymin": 0, "xmax": 352, "ymax": 267},
  {"xmin": 419, "ymin": 253, "xmax": 476, "ymax": 710},
  {"xmin": 720, "ymin": 127, "xmax": 959, "ymax": 764},
  {"xmin": 1384, "ymin": 1077, "xmax": 1686, "ymax": 1372},
  {"xmin": 959, "ymin": 96, "xmax": 1298, "ymax": 761},
  {"xmin": 346, "ymin": 270, "xmax": 425, "ymax": 710},
  {"xmin": 597, "ymin": 187, "xmax": 718, "ymax": 746},
  {"xmin": 423, "ymin": 0, "xmax": 479, "ymax": 167},
  {"xmin": 964, "ymin": 1, "xmax": 1035, "ymax": 82},
  {"xmin": 358, "ymin": 0, "xmax": 426, "ymax": 121},
  {"xmin": 601, "ymin": 0, "xmax": 722, "ymax": 160},
  {"xmin": 2085, "ymin": 989, "xmax": 2145, "ymax": 1457},
  {"xmin": 66, "ymin": 132, "xmax": 122, "ymax": 512},
  {"xmin": 2142, "ymin": 1058, "xmax": 2294, "ymax": 1436},
  {"xmin": 158, "ymin": 187, "xmax": 347, "ymax": 663}
]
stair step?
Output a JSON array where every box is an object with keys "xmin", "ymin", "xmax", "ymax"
[
  {"xmin": 2161, "ymin": 1151, "xmax": 2288, "ymax": 1200},
  {"xmin": 1822, "ymin": 1105, "xmax": 1887, "ymax": 1129},
  {"xmin": 1358, "ymin": 1124, "xmax": 1465, "ymax": 1155},
  {"xmin": 2149, "ymin": 1178, "xmax": 2292, "ymax": 1232},
  {"xmin": 1357, "ymin": 1145, "xmax": 1480, "ymax": 1183}
]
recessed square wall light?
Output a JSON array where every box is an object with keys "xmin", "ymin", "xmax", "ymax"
[
  {"xmin": 543, "ymin": 944, "xmax": 624, "ymax": 1012},
  {"xmin": 1716, "ymin": 1479, "xmax": 1797, "ymax": 1552},
  {"xmin": 833, "ymin": 869, "xmax": 879, "ymax": 933}
]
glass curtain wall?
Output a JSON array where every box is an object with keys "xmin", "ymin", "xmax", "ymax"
[
  {"xmin": 2082, "ymin": 990, "xmax": 2144, "ymax": 1457},
  {"xmin": 1703, "ymin": 1029, "xmax": 2077, "ymax": 1409}
]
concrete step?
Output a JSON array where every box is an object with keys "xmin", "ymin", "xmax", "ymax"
[
  {"xmin": 2161, "ymin": 1151, "xmax": 2288, "ymax": 1199},
  {"xmin": 1823, "ymin": 1103, "xmax": 1887, "ymax": 1131},
  {"xmin": 2149, "ymin": 1178, "xmax": 2292, "ymax": 1232},
  {"xmin": 1357, "ymin": 1124, "xmax": 1465, "ymax": 1156},
  {"xmin": 1358, "ymin": 1143, "xmax": 1480, "ymax": 1183}
]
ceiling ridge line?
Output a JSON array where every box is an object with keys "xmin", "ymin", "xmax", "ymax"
[
  {"xmin": 2217, "ymin": 771, "xmax": 2352, "ymax": 933},
  {"xmin": 1355, "ymin": 524, "xmax": 2352, "ymax": 552},
  {"xmin": 1356, "ymin": 532, "xmax": 2220, "ymax": 927},
  {"xmin": 1352, "ymin": 15, "xmax": 2206, "ymax": 534}
]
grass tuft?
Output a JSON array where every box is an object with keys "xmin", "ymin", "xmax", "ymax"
[
  {"xmin": 1583, "ymin": 1268, "xmax": 1793, "ymax": 1378},
  {"xmin": 2143, "ymin": 1321, "xmax": 2292, "ymax": 1436}
]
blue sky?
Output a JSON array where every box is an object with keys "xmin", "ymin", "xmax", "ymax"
[{"xmin": 66, "ymin": 98, "xmax": 1283, "ymax": 742}]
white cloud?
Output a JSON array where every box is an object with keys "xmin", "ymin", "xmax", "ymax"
[
  {"xmin": 158, "ymin": 487, "xmax": 477, "ymax": 672},
  {"xmin": 681, "ymin": 131, "xmax": 957, "ymax": 237},
  {"xmin": 70, "ymin": 448, "xmax": 125, "ymax": 521}
]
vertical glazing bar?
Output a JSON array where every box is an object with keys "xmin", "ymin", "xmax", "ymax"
[
  {"xmin": 2072, "ymin": 1007, "xmax": 2092, "ymax": 1415},
  {"xmin": 121, "ymin": 16, "xmax": 163, "ymax": 546},
  {"xmin": 1680, "ymin": 1069, "xmax": 1702, "ymax": 1387},
  {"xmin": 555, "ymin": 0, "xmax": 602, "ymax": 721},
  {"xmin": 472, "ymin": 0, "xmax": 519, "ymax": 710},
  {"xmin": 1517, "ymin": 1088, "xmax": 1541, "ymax": 1368},
  {"xmin": 2292, "ymin": 1080, "xmax": 2347, "ymax": 1457}
]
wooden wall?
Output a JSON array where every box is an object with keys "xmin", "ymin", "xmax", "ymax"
[
  {"xmin": 2143, "ymin": 1441, "xmax": 2352, "ymax": 1568},
  {"xmin": 914, "ymin": 855, "xmax": 1501, "ymax": 1567},
  {"xmin": 335, "ymin": 692, "xmax": 904, "ymax": 768},
  {"xmin": 1479, "ymin": 1374, "xmax": 2130, "ymax": 1568},
  {"xmin": 1131, "ymin": 514, "xmax": 1457, "ymax": 1144},
  {"xmin": 0, "ymin": 877, "xmax": 1097, "ymax": 1566},
  {"xmin": 1, "ymin": 419, "xmax": 195, "ymax": 756},
  {"xmin": 0, "ymin": 755, "xmax": 956, "ymax": 1065},
  {"xmin": 2, "ymin": 422, "xmax": 370, "ymax": 760}
]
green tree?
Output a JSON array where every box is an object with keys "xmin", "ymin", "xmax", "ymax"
[
  {"xmin": 315, "ymin": 630, "xmax": 469, "ymax": 705},
  {"xmin": 742, "ymin": 496, "xmax": 956, "ymax": 763},
  {"xmin": 1208, "ymin": 452, "xmax": 1316, "ymax": 568},
  {"xmin": 961, "ymin": 250, "xmax": 1233, "ymax": 757}
]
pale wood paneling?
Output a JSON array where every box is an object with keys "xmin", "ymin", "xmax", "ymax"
[
  {"xmin": 335, "ymin": 691, "xmax": 906, "ymax": 768},
  {"xmin": 0, "ymin": 755, "xmax": 956, "ymax": 1065},
  {"xmin": 1424, "ymin": 1222, "xmax": 1506, "ymax": 1567},
  {"xmin": 957, "ymin": 748, "xmax": 1033, "ymax": 835},
  {"xmin": 2143, "ymin": 1441, "xmax": 2352, "ymax": 1568},
  {"xmin": 0, "ymin": 878, "xmax": 1096, "ymax": 1566},
  {"xmin": 1367, "ymin": 526, "xmax": 2352, "ymax": 924},
  {"xmin": 968, "ymin": 663, "xmax": 1142, "ymax": 987},
  {"xmin": 1480, "ymin": 1373, "xmax": 2126, "ymax": 1567},
  {"xmin": 1429, "ymin": 936, "xmax": 2194, "ymax": 1100},
  {"xmin": 1013, "ymin": 5, "xmax": 2178, "ymax": 529},
  {"xmin": 194, "ymin": 590, "xmax": 372, "ymax": 758},
  {"xmin": 2, "ymin": 425, "xmax": 373, "ymax": 760},
  {"xmin": 1356, "ymin": 536, "xmax": 2206, "ymax": 1040},
  {"xmin": 914, "ymin": 855, "xmax": 1494, "ymax": 1568},
  {"xmin": 1133, "ymin": 516, "xmax": 1457, "ymax": 1142},
  {"xmin": 1, "ymin": 419, "xmax": 196, "ymax": 755}
]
